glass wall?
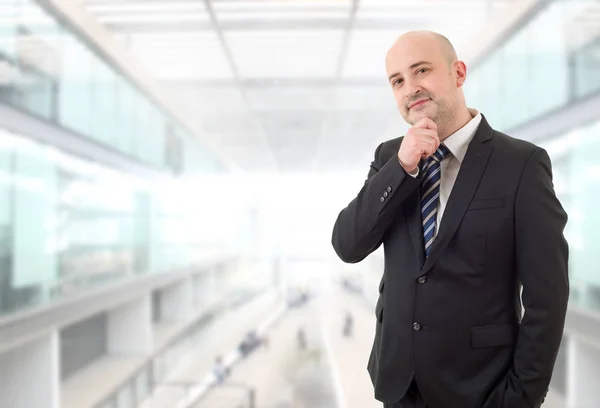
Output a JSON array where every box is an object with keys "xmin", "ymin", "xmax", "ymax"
[
  {"xmin": 464, "ymin": 0, "xmax": 600, "ymax": 314},
  {"xmin": 539, "ymin": 119, "xmax": 600, "ymax": 314},
  {"xmin": 464, "ymin": 0, "xmax": 600, "ymax": 131},
  {"xmin": 0, "ymin": 0, "xmax": 236, "ymax": 316},
  {"xmin": 0, "ymin": 0, "xmax": 224, "ymax": 174},
  {"xmin": 0, "ymin": 125, "xmax": 241, "ymax": 317}
]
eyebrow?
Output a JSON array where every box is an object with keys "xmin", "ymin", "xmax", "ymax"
[{"xmin": 388, "ymin": 60, "xmax": 433, "ymax": 82}]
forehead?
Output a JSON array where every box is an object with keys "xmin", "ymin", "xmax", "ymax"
[{"xmin": 385, "ymin": 35, "xmax": 443, "ymax": 73}]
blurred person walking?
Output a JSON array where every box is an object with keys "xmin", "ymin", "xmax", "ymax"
[
  {"xmin": 296, "ymin": 326, "xmax": 307, "ymax": 350},
  {"xmin": 342, "ymin": 311, "xmax": 354, "ymax": 337},
  {"xmin": 332, "ymin": 31, "xmax": 568, "ymax": 408}
]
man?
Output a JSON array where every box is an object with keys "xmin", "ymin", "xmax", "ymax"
[
  {"xmin": 331, "ymin": 31, "xmax": 569, "ymax": 408},
  {"xmin": 212, "ymin": 355, "xmax": 229, "ymax": 383}
]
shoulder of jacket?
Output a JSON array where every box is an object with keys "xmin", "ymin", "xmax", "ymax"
[{"xmin": 490, "ymin": 130, "xmax": 542, "ymax": 159}]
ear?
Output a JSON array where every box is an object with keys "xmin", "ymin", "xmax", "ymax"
[{"xmin": 454, "ymin": 60, "xmax": 467, "ymax": 88}]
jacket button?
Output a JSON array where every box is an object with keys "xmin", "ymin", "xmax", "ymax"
[
  {"xmin": 387, "ymin": 186, "xmax": 392, "ymax": 193},
  {"xmin": 380, "ymin": 197, "xmax": 385, "ymax": 202},
  {"xmin": 417, "ymin": 276, "xmax": 427, "ymax": 284},
  {"xmin": 412, "ymin": 322, "xmax": 422, "ymax": 331},
  {"xmin": 383, "ymin": 191, "xmax": 389, "ymax": 197}
]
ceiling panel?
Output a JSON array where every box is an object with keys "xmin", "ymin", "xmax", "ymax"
[
  {"xmin": 225, "ymin": 30, "xmax": 345, "ymax": 78},
  {"xmin": 213, "ymin": 0, "xmax": 351, "ymax": 29},
  {"xmin": 164, "ymin": 83, "xmax": 248, "ymax": 113},
  {"xmin": 217, "ymin": 10, "xmax": 350, "ymax": 21},
  {"xmin": 244, "ymin": 86, "xmax": 336, "ymax": 111},
  {"xmin": 341, "ymin": 30, "xmax": 402, "ymax": 78},
  {"xmin": 80, "ymin": 0, "xmax": 519, "ymax": 172},
  {"xmin": 128, "ymin": 32, "xmax": 234, "ymax": 79},
  {"xmin": 96, "ymin": 13, "xmax": 209, "ymax": 24},
  {"xmin": 86, "ymin": 2, "xmax": 207, "ymax": 14},
  {"xmin": 213, "ymin": 0, "xmax": 352, "ymax": 12}
]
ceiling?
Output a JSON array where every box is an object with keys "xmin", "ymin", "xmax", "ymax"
[{"xmin": 80, "ymin": 0, "xmax": 517, "ymax": 173}]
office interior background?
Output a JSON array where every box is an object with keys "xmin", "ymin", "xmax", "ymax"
[{"xmin": 0, "ymin": 0, "xmax": 599, "ymax": 407}]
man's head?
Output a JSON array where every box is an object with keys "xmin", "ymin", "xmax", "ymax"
[{"xmin": 385, "ymin": 31, "xmax": 468, "ymax": 131}]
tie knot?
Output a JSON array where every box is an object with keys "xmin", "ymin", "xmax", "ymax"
[{"xmin": 430, "ymin": 144, "xmax": 450, "ymax": 163}]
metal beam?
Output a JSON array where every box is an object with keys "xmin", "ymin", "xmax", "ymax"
[
  {"xmin": 0, "ymin": 102, "xmax": 167, "ymax": 179},
  {"xmin": 335, "ymin": 0, "xmax": 360, "ymax": 78},
  {"xmin": 203, "ymin": 0, "xmax": 241, "ymax": 81},
  {"xmin": 508, "ymin": 90, "xmax": 600, "ymax": 143},
  {"xmin": 104, "ymin": 18, "xmax": 425, "ymax": 32}
]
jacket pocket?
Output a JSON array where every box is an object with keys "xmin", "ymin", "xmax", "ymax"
[
  {"xmin": 468, "ymin": 197, "xmax": 505, "ymax": 211},
  {"xmin": 471, "ymin": 323, "xmax": 518, "ymax": 348}
]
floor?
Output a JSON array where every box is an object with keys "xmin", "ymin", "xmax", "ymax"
[{"xmin": 139, "ymin": 286, "xmax": 567, "ymax": 408}]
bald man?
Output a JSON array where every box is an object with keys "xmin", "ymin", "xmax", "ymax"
[{"xmin": 332, "ymin": 31, "xmax": 568, "ymax": 408}]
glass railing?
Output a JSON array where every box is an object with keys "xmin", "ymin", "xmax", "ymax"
[
  {"xmin": 0, "ymin": 125, "xmax": 235, "ymax": 317},
  {"xmin": 0, "ymin": 0, "xmax": 224, "ymax": 174}
]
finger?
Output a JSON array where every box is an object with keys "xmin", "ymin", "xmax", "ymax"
[
  {"xmin": 421, "ymin": 132, "xmax": 440, "ymax": 146},
  {"xmin": 414, "ymin": 117, "xmax": 438, "ymax": 130},
  {"xmin": 418, "ymin": 128, "xmax": 441, "ymax": 144},
  {"xmin": 417, "ymin": 132, "xmax": 440, "ymax": 152},
  {"xmin": 418, "ymin": 140, "xmax": 436, "ymax": 157}
]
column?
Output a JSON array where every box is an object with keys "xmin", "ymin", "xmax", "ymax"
[
  {"xmin": 0, "ymin": 331, "xmax": 60, "ymax": 408},
  {"xmin": 567, "ymin": 336, "xmax": 600, "ymax": 408},
  {"xmin": 192, "ymin": 270, "xmax": 214, "ymax": 308},
  {"xmin": 160, "ymin": 278, "xmax": 193, "ymax": 322},
  {"xmin": 108, "ymin": 294, "xmax": 153, "ymax": 354}
]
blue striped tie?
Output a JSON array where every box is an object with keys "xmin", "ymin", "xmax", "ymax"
[{"xmin": 421, "ymin": 145, "xmax": 450, "ymax": 257}]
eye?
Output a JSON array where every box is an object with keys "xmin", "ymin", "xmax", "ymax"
[
  {"xmin": 393, "ymin": 78, "xmax": 403, "ymax": 86},
  {"xmin": 417, "ymin": 68, "xmax": 428, "ymax": 74}
]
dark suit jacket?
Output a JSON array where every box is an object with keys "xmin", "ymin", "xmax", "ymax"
[{"xmin": 331, "ymin": 115, "xmax": 569, "ymax": 408}]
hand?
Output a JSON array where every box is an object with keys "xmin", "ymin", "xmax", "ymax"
[{"xmin": 397, "ymin": 117, "xmax": 440, "ymax": 173}]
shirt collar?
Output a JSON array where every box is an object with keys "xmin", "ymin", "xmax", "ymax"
[{"xmin": 443, "ymin": 108, "xmax": 482, "ymax": 164}]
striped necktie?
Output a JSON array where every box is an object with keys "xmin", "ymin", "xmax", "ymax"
[{"xmin": 421, "ymin": 144, "xmax": 450, "ymax": 257}]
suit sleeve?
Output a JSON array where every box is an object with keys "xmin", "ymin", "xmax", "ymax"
[
  {"xmin": 508, "ymin": 147, "xmax": 569, "ymax": 408},
  {"xmin": 331, "ymin": 141, "xmax": 421, "ymax": 263}
]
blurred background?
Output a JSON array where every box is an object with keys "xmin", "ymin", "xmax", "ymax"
[{"xmin": 0, "ymin": 0, "xmax": 599, "ymax": 407}]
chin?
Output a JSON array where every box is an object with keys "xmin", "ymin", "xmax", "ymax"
[
  {"xmin": 409, "ymin": 111, "xmax": 427, "ymax": 123},
  {"xmin": 412, "ymin": 107, "xmax": 436, "ymax": 122}
]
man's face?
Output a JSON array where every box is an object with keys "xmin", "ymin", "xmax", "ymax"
[{"xmin": 385, "ymin": 35, "xmax": 459, "ymax": 126}]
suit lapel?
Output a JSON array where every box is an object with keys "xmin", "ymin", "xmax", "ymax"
[{"xmin": 420, "ymin": 116, "xmax": 494, "ymax": 276}]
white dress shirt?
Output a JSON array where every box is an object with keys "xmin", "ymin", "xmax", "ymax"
[{"xmin": 408, "ymin": 109, "xmax": 482, "ymax": 237}]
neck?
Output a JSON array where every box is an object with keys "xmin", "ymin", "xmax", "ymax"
[{"xmin": 439, "ymin": 107, "xmax": 473, "ymax": 141}]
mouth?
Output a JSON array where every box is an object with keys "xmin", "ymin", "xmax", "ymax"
[{"xmin": 408, "ymin": 99, "xmax": 430, "ymax": 110}]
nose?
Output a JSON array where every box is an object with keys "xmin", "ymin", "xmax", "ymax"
[{"xmin": 404, "ymin": 78, "xmax": 422, "ymax": 100}]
